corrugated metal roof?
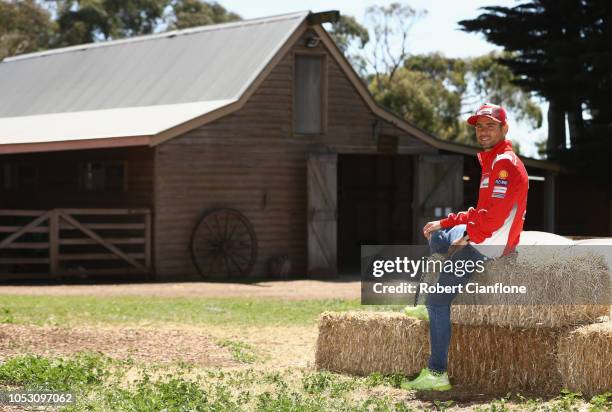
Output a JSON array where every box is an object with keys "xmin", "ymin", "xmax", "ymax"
[
  {"xmin": 0, "ymin": 11, "xmax": 308, "ymax": 149},
  {"xmin": 0, "ymin": 100, "xmax": 235, "ymax": 144}
]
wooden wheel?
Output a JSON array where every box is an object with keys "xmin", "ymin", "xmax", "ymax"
[{"xmin": 190, "ymin": 208, "xmax": 257, "ymax": 279}]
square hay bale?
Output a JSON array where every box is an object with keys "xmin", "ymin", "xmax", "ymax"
[
  {"xmin": 447, "ymin": 322, "xmax": 563, "ymax": 394},
  {"xmin": 441, "ymin": 250, "xmax": 611, "ymax": 328},
  {"xmin": 450, "ymin": 305, "xmax": 610, "ymax": 328},
  {"xmin": 557, "ymin": 321, "xmax": 612, "ymax": 397},
  {"xmin": 316, "ymin": 311, "xmax": 564, "ymax": 394},
  {"xmin": 316, "ymin": 311, "xmax": 429, "ymax": 377}
]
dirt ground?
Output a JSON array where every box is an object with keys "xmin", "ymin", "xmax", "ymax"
[
  {"xmin": 0, "ymin": 280, "xmax": 350, "ymax": 371},
  {"xmin": 0, "ymin": 324, "xmax": 237, "ymax": 367},
  {"xmin": 0, "ymin": 323, "xmax": 318, "ymax": 369},
  {"xmin": 0, "ymin": 278, "xmax": 361, "ymax": 299}
]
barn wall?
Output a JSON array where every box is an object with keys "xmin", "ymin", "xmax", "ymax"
[
  {"xmin": 0, "ymin": 147, "xmax": 154, "ymax": 209},
  {"xmin": 556, "ymin": 175, "xmax": 611, "ymax": 236},
  {"xmin": 154, "ymin": 31, "xmax": 434, "ymax": 280}
]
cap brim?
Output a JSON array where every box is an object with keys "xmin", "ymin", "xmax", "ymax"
[{"xmin": 467, "ymin": 114, "xmax": 503, "ymax": 125}]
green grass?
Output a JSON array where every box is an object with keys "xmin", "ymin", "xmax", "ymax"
[
  {"xmin": 0, "ymin": 352, "xmax": 111, "ymax": 391},
  {"xmin": 2, "ymin": 295, "xmax": 608, "ymax": 410},
  {"xmin": 216, "ymin": 339, "xmax": 258, "ymax": 363},
  {"xmin": 0, "ymin": 354, "xmax": 606, "ymax": 412},
  {"xmin": 0, "ymin": 295, "xmax": 398, "ymax": 327}
]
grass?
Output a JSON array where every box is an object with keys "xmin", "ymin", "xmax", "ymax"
[
  {"xmin": 216, "ymin": 339, "xmax": 258, "ymax": 363},
  {"xmin": 0, "ymin": 352, "xmax": 110, "ymax": 391},
  {"xmin": 0, "ymin": 295, "xmax": 397, "ymax": 327},
  {"xmin": 0, "ymin": 353, "xmax": 607, "ymax": 411},
  {"xmin": 0, "ymin": 294, "xmax": 609, "ymax": 410}
]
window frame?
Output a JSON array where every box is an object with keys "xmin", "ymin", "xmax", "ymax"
[
  {"xmin": 292, "ymin": 50, "xmax": 328, "ymax": 137},
  {"xmin": 0, "ymin": 162, "xmax": 38, "ymax": 191},
  {"xmin": 78, "ymin": 160, "xmax": 128, "ymax": 192}
]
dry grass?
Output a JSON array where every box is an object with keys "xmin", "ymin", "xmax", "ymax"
[
  {"xmin": 0, "ymin": 324, "xmax": 237, "ymax": 367},
  {"xmin": 426, "ymin": 250, "xmax": 611, "ymax": 327},
  {"xmin": 0, "ymin": 322, "xmax": 320, "ymax": 372},
  {"xmin": 450, "ymin": 305, "xmax": 609, "ymax": 328},
  {"xmin": 557, "ymin": 320, "xmax": 612, "ymax": 397},
  {"xmin": 316, "ymin": 311, "xmax": 429, "ymax": 377},
  {"xmin": 316, "ymin": 311, "xmax": 565, "ymax": 395}
]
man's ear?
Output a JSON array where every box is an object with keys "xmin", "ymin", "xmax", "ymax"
[{"xmin": 502, "ymin": 123, "xmax": 509, "ymax": 136}]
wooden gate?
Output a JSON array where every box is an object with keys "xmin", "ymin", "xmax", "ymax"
[
  {"xmin": 307, "ymin": 153, "xmax": 338, "ymax": 276},
  {"xmin": 0, "ymin": 208, "xmax": 151, "ymax": 279},
  {"xmin": 414, "ymin": 155, "xmax": 464, "ymax": 244}
]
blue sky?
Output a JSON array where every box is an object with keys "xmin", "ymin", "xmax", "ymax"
[{"xmin": 217, "ymin": 1, "xmax": 546, "ymax": 158}]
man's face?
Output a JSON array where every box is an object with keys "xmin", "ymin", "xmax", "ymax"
[{"xmin": 474, "ymin": 117, "xmax": 505, "ymax": 150}]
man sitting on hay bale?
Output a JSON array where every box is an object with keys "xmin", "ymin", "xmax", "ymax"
[{"xmin": 403, "ymin": 103, "xmax": 529, "ymax": 391}]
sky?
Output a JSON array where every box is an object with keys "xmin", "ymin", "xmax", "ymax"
[{"xmin": 217, "ymin": 1, "xmax": 547, "ymax": 158}]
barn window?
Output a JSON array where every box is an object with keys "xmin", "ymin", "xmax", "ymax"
[
  {"xmin": 1, "ymin": 163, "xmax": 37, "ymax": 190},
  {"xmin": 294, "ymin": 54, "xmax": 326, "ymax": 134},
  {"xmin": 80, "ymin": 161, "xmax": 127, "ymax": 192}
]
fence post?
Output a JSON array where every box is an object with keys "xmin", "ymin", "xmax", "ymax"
[
  {"xmin": 144, "ymin": 210, "xmax": 151, "ymax": 274},
  {"xmin": 49, "ymin": 209, "xmax": 59, "ymax": 275}
]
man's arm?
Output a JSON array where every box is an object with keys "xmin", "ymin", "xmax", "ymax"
[
  {"xmin": 440, "ymin": 208, "xmax": 477, "ymax": 228},
  {"xmin": 423, "ymin": 204, "xmax": 477, "ymax": 240}
]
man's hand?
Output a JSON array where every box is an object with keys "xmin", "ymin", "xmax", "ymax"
[
  {"xmin": 423, "ymin": 220, "xmax": 442, "ymax": 240},
  {"xmin": 448, "ymin": 236, "xmax": 469, "ymax": 257}
]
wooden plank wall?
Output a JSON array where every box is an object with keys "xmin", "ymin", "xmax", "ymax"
[
  {"xmin": 153, "ymin": 30, "xmax": 435, "ymax": 280},
  {"xmin": 0, "ymin": 147, "xmax": 154, "ymax": 209}
]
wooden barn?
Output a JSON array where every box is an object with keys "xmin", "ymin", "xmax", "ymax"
[{"xmin": 0, "ymin": 11, "xmax": 560, "ymax": 281}]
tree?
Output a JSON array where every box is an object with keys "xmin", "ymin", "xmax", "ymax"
[
  {"xmin": 370, "ymin": 54, "xmax": 467, "ymax": 143},
  {"xmin": 38, "ymin": 0, "xmax": 241, "ymax": 47},
  {"xmin": 0, "ymin": 0, "xmax": 55, "ymax": 60},
  {"xmin": 363, "ymin": 3, "xmax": 426, "ymax": 93},
  {"xmin": 327, "ymin": 15, "xmax": 369, "ymax": 76},
  {"xmin": 48, "ymin": 0, "xmax": 168, "ymax": 45},
  {"xmin": 468, "ymin": 53, "xmax": 542, "ymax": 130},
  {"xmin": 328, "ymin": 5, "xmax": 541, "ymax": 148},
  {"xmin": 167, "ymin": 0, "xmax": 240, "ymax": 30},
  {"xmin": 369, "ymin": 52, "xmax": 542, "ymax": 146},
  {"xmin": 459, "ymin": 0, "xmax": 612, "ymax": 158}
]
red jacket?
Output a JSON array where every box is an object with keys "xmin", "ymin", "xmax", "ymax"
[{"xmin": 440, "ymin": 140, "xmax": 529, "ymax": 257}]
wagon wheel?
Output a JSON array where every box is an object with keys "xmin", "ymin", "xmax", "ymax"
[{"xmin": 190, "ymin": 208, "xmax": 258, "ymax": 279}]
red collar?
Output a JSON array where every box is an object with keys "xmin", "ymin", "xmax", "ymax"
[{"xmin": 477, "ymin": 139, "xmax": 513, "ymax": 167}]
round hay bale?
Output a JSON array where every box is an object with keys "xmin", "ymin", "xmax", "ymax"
[
  {"xmin": 316, "ymin": 311, "xmax": 564, "ymax": 395},
  {"xmin": 557, "ymin": 321, "xmax": 612, "ymax": 397}
]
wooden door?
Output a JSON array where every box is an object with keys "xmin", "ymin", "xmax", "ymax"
[
  {"xmin": 414, "ymin": 155, "xmax": 464, "ymax": 244},
  {"xmin": 307, "ymin": 152, "xmax": 337, "ymax": 275}
]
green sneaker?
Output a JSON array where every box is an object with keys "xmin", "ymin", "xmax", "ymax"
[
  {"xmin": 401, "ymin": 368, "xmax": 452, "ymax": 391},
  {"xmin": 403, "ymin": 304, "xmax": 429, "ymax": 321}
]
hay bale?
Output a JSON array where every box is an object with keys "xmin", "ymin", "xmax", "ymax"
[
  {"xmin": 445, "ymin": 250, "xmax": 611, "ymax": 327},
  {"xmin": 316, "ymin": 311, "xmax": 429, "ymax": 377},
  {"xmin": 316, "ymin": 311, "xmax": 564, "ymax": 394},
  {"xmin": 450, "ymin": 305, "xmax": 610, "ymax": 328},
  {"xmin": 557, "ymin": 321, "xmax": 612, "ymax": 397}
]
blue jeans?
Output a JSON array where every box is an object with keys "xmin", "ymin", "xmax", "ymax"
[{"xmin": 426, "ymin": 224, "xmax": 486, "ymax": 374}]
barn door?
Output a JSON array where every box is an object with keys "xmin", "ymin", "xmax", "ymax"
[
  {"xmin": 414, "ymin": 155, "xmax": 464, "ymax": 244},
  {"xmin": 307, "ymin": 152, "xmax": 338, "ymax": 276}
]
